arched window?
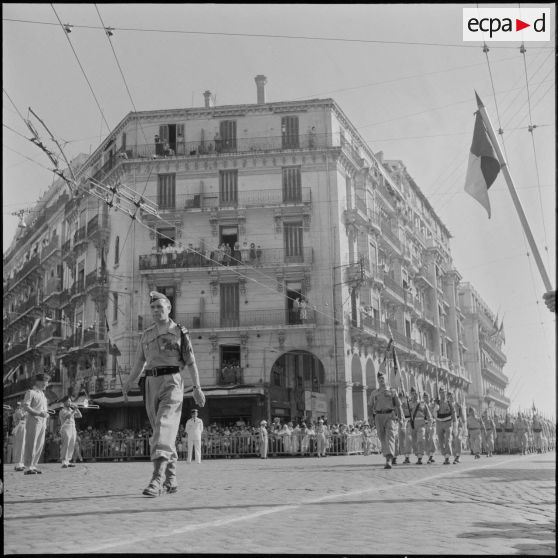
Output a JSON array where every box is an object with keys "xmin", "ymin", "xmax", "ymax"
[{"xmin": 114, "ymin": 236, "xmax": 120, "ymax": 265}]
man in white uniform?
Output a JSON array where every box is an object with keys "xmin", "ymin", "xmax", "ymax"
[{"xmin": 185, "ymin": 409, "xmax": 204, "ymax": 463}]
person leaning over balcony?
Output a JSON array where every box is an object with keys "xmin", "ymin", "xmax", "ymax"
[
  {"xmin": 59, "ymin": 395, "xmax": 82, "ymax": 468},
  {"xmin": 12, "ymin": 402, "xmax": 27, "ymax": 471},
  {"xmin": 368, "ymin": 370, "xmax": 404, "ymax": 469},
  {"xmin": 22, "ymin": 373, "xmax": 51, "ymax": 475},
  {"xmin": 122, "ymin": 291, "xmax": 206, "ymax": 497}
]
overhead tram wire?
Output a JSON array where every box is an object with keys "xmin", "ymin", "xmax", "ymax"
[
  {"xmin": 50, "ymin": 4, "xmax": 111, "ymax": 135},
  {"xmin": 519, "ymin": 42, "xmax": 551, "ymax": 270},
  {"xmin": 3, "ymin": 17, "xmax": 554, "ymax": 49}
]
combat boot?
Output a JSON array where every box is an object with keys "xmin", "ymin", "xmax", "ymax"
[
  {"xmin": 416, "ymin": 458, "xmax": 423, "ymax": 465},
  {"xmin": 443, "ymin": 457, "xmax": 451, "ymax": 465},
  {"xmin": 163, "ymin": 460, "xmax": 178, "ymax": 494},
  {"xmin": 142, "ymin": 457, "xmax": 167, "ymax": 497},
  {"xmin": 391, "ymin": 457, "xmax": 398, "ymax": 465},
  {"xmin": 403, "ymin": 457, "xmax": 411, "ymax": 464}
]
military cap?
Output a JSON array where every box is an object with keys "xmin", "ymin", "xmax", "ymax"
[
  {"xmin": 149, "ymin": 291, "xmax": 170, "ymax": 303},
  {"xmin": 34, "ymin": 373, "xmax": 51, "ymax": 382}
]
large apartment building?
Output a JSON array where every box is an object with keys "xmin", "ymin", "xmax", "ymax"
[
  {"xmin": 3, "ymin": 76, "xmax": 509, "ymax": 429},
  {"xmin": 458, "ymin": 282, "xmax": 510, "ymax": 417}
]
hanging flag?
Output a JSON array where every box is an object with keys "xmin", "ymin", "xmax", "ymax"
[
  {"xmin": 27, "ymin": 317, "xmax": 43, "ymax": 348},
  {"xmin": 464, "ymin": 110, "xmax": 501, "ymax": 218}
]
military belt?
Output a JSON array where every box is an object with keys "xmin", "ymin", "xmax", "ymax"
[
  {"xmin": 145, "ymin": 366, "xmax": 180, "ymax": 377},
  {"xmin": 375, "ymin": 410, "xmax": 393, "ymax": 414}
]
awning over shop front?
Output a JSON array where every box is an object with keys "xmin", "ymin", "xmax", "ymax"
[{"xmin": 183, "ymin": 385, "xmax": 265, "ymax": 398}]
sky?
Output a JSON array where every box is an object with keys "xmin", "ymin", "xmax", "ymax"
[{"xmin": 3, "ymin": 3, "xmax": 556, "ymax": 418}]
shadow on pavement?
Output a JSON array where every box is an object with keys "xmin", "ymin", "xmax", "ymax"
[
  {"xmin": 458, "ymin": 520, "xmax": 556, "ymax": 555},
  {"xmin": 458, "ymin": 468, "xmax": 556, "ymax": 483}
]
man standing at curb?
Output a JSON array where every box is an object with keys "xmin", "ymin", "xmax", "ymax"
[
  {"xmin": 369, "ymin": 371, "xmax": 403, "ymax": 469},
  {"xmin": 123, "ymin": 291, "xmax": 206, "ymax": 497},
  {"xmin": 22, "ymin": 373, "xmax": 51, "ymax": 475},
  {"xmin": 185, "ymin": 409, "xmax": 204, "ymax": 464}
]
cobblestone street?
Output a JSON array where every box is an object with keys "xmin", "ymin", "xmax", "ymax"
[{"xmin": 3, "ymin": 451, "xmax": 555, "ymax": 555}]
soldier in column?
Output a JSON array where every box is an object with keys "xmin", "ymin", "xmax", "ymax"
[
  {"xmin": 495, "ymin": 414, "xmax": 505, "ymax": 454},
  {"xmin": 22, "ymin": 373, "xmax": 51, "ymax": 475},
  {"xmin": 411, "ymin": 389, "xmax": 433, "ymax": 465},
  {"xmin": 397, "ymin": 390, "xmax": 414, "ymax": 464},
  {"xmin": 482, "ymin": 409, "xmax": 496, "ymax": 457},
  {"xmin": 467, "ymin": 406, "xmax": 484, "ymax": 459},
  {"xmin": 11, "ymin": 402, "xmax": 27, "ymax": 471},
  {"xmin": 122, "ymin": 291, "xmax": 206, "ymax": 497},
  {"xmin": 448, "ymin": 392, "xmax": 464, "ymax": 464},
  {"xmin": 434, "ymin": 386, "xmax": 456, "ymax": 465},
  {"xmin": 368, "ymin": 371, "xmax": 404, "ymax": 469},
  {"xmin": 503, "ymin": 412, "xmax": 515, "ymax": 454},
  {"xmin": 514, "ymin": 412, "xmax": 529, "ymax": 455},
  {"xmin": 423, "ymin": 392, "xmax": 438, "ymax": 464},
  {"xmin": 532, "ymin": 413, "xmax": 544, "ymax": 454}
]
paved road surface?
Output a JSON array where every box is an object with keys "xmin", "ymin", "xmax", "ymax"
[{"xmin": 3, "ymin": 451, "xmax": 555, "ymax": 554}]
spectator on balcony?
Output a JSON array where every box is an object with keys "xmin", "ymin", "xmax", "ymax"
[
  {"xmin": 298, "ymin": 298, "xmax": 309, "ymax": 323},
  {"xmin": 223, "ymin": 243, "xmax": 232, "ymax": 266},
  {"xmin": 232, "ymin": 241, "xmax": 241, "ymax": 265},
  {"xmin": 249, "ymin": 243, "xmax": 257, "ymax": 265},
  {"xmin": 241, "ymin": 241, "xmax": 250, "ymax": 264},
  {"xmin": 154, "ymin": 134, "xmax": 163, "ymax": 157},
  {"xmin": 308, "ymin": 126, "xmax": 316, "ymax": 148},
  {"xmin": 150, "ymin": 246, "xmax": 158, "ymax": 268},
  {"xmin": 214, "ymin": 132, "xmax": 222, "ymax": 154}
]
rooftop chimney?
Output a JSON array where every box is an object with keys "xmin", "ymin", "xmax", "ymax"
[
  {"xmin": 203, "ymin": 90, "xmax": 213, "ymax": 108},
  {"xmin": 254, "ymin": 75, "xmax": 267, "ymax": 104}
]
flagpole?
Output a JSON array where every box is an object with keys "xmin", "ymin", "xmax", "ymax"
[{"xmin": 475, "ymin": 92, "xmax": 553, "ymax": 292}]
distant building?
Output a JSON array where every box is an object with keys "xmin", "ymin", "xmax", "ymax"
[
  {"xmin": 458, "ymin": 282, "xmax": 510, "ymax": 417},
  {"xmin": 4, "ymin": 76, "xmax": 508, "ymax": 428}
]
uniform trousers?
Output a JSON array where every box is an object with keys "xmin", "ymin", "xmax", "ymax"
[
  {"xmin": 259, "ymin": 434, "xmax": 268, "ymax": 458},
  {"xmin": 144, "ymin": 373, "xmax": 183, "ymax": 462},
  {"xmin": 425, "ymin": 422, "xmax": 437, "ymax": 455},
  {"xmin": 436, "ymin": 419, "xmax": 453, "ymax": 457},
  {"xmin": 504, "ymin": 431, "xmax": 514, "ymax": 452},
  {"xmin": 13, "ymin": 423, "xmax": 26, "ymax": 467},
  {"xmin": 469, "ymin": 428, "xmax": 482, "ymax": 454},
  {"xmin": 23, "ymin": 417, "xmax": 47, "ymax": 470},
  {"xmin": 533, "ymin": 431, "xmax": 543, "ymax": 451},
  {"xmin": 398, "ymin": 420, "xmax": 413, "ymax": 456},
  {"xmin": 187, "ymin": 439, "xmax": 202, "ymax": 463},
  {"xmin": 484, "ymin": 430, "xmax": 495, "ymax": 454},
  {"xmin": 60, "ymin": 424, "xmax": 77, "ymax": 465},
  {"xmin": 412, "ymin": 420, "xmax": 427, "ymax": 457},
  {"xmin": 375, "ymin": 414, "xmax": 396, "ymax": 459},
  {"xmin": 516, "ymin": 431, "xmax": 528, "ymax": 452},
  {"xmin": 452, "ymin": 426, "xmax": 463, "ymax": 456}
]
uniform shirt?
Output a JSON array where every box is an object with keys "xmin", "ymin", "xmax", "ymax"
[
  {"xmin": 136, "ymin": 319, "xmax": 195, "ymax": 370},
  {"xmin": 369, "ymin": 386, "xmax": 403, "ymax": 417},
  {"xmin": 59, "ymin": 407, "xmax": 81, "ymax": 427},
  {"xmin": 22, "ymin": 388, "xmax": 48, "ymax": 420},
  {"xmin": 185, "ymin": 417, "xmax": 204, "ymax": 440},
  {"xmin": 412, "ymin": 401, "xmax": 432, "ymax": 422},
  {"xmin": 401, "ymin": 398, "xmax": 412, "ymax": 418},
  {"xmin": 435, "ymin": 399, "xmax": 455, "ymax": 421},
  {"xmin": 483, "ymin": 416, "xmax": 496, "ymax": 432},
  {"xmin": 467, "ymin": 415, "xmax": 485, "ymax": 431}
]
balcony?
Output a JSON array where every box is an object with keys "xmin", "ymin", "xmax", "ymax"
[
  {"xmin": 411, "ymin": 340, "xmax": 426, "ymax": 356},
  {"xmin": 3, "ymin": 341, "xmax": 32, "ymax": 363},
  {"xmin": 139, "ymin": 246, "xmax": 313, "ymax": 272},
  {"xmin": 382, "ymin": 274, "xmax": 405, "ymax": 300},
  {"xmin": 480, "ymin": 336, "xmax": 507, "ymax": 364},
  {"xmin": 41, "ymin": 235, "xmax": 61, "ymax": 263},
  {"xmin": 34, "ymin": 322, "xmax": 63, "ymax": 347},
  {"xmin": 142, "ymin": 308, "xmax": 316, "ymax": 330},
  {"xmin": 59, "ymin": 289, "xmax": 71, "ymax": 308},
  {"xmin": 6, "ymin": 255, "xmax": 42, "ymax": 293},
  {"xmin": 43, "ymin": 277, "xmax": 63, "ymax": 306},
  {"xmin": 380, "ymin": 220, "xmax": 401, "ymax": 251},
  {"xmin": 62, "ymin": 239, "xmax": 72, "ymax": 254},
  {"xmin": 482, "ymin": 361, "xmax": 509, "ymax": 386},
  {"xmin": 360, "ymin": 315, "xmax": 389, "ymax": 337},
  {"xmin": 3, "ymin": 376, "xmax": 33, "ymax": 397},
  {"xmin": 367, "ymin": 207, "xmax": 381, "ymax": 234},
  {"xmin": 485, "ymin": 387, "xmax": 511, "ymax": 405},
  {"xmin": 86, "ymin": 212, "xmax": 110, "ymax": 247},
  {"xmin": 73, "ymin": 226, "xmax": 87, "ymax": 253},
  {"xmin": 391, "ymin": 329, "xmax": 412, "ymax": 351},
  {"xmin": 216, "ymin": 366, "xmax": 244, "ymax": 386},
  {"xmin": 119, "ymin": 133, "xmax": 329, "ymax": 162},
  {"xmin": 58, "ymin": 327, "xmax": 106, "ymax": 353},
  {"xmin": 70, "ymin": 280, "xmax": 86, "ymax": 301}
]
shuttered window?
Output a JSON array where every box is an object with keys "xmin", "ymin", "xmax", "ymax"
[
  {"xmin": 157, "ymin": 174, "xmax": 176, "ymax": 209},
  {"xmin": 219, "ymin": 170, "xmax": 238, "ymax": 205},
  {"xmin": 284, "ymin": 221, "xmax": 303, "ymax": 263},
  {"xmin": 220, "ymin": 120, "xmax": 237, "ymax": 151},
  {"xmin": 282, "ymin": 167, "xmax": 301, "ymax": 202},
  {"xmin": 220, "ymin": 283, "xmax": 239, "ymax": 327},
  {"xmin": 281, "ymin": 116, "xmax": 299, "ymax": 148}
]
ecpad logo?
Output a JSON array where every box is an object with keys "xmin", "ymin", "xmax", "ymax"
[{"xmin": 463, "ymin": 8, "xmax": 551, "ymax": 42}]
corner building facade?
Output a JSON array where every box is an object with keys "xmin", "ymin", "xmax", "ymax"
[{"xmin": 3, "ymin": 78, "xmax": 508, "ymax": 429}]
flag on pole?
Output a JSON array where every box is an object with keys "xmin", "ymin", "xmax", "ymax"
[{"xmin": 464, "ymin": 109, "xmax": 501, "ymax": 218}]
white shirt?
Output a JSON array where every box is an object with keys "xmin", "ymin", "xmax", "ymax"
[{"xmin": 185, "ymin": 417, "xmax": 204, "ymax": 440}]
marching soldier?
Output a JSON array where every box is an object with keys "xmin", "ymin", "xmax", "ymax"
[
  {"xmin": 532, "ymin": 413, "xmax": 543, "ymax": 454},
  {"xmin": 467, "ymin": 407, "xmax": 484, "ymax": 459},
  {"xmin": 514, "ymin": 413, "xmax": 529, "ymax": 455},
  {"xmin": 423, "ymin": 392, "xmax": 438, "ymax": 464},
  {"xmin": 411, "ymin": 390, "xmax": 433, "ymax": 465},
  {"xmin": 482, "ymin": 409, "xmax": 496, "ymax": 457},
  {"xmin": 122, "ymin": 291, "xmax": 206, "ymax": 497},
  {"xmin": 368, "ymin": 371, "xmax": 404, "ymax": 469},
  {"xmin": 397, "ymin": 390, "xmax": 414, "ymax": 464},
  {"xmin": 448, "ymin": 392, "xmax": 464, "ymax": 464},
  {"xmin": 503, "ymin": 412, "xmax": 515, "ymax": 454},
  {"xmin": 495, "ymin": 414, "xmax": 504, "ymax": 454},
  {"xmin": 434, "ymin": 386, "xmax": 456, "ymax": 465},
  {"xmin": 12, "ymin": 402, "xmax": 27, "ymax": 471}
]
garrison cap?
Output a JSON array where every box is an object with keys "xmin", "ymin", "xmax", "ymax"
[{"xmin": 149, "ymin": 291, "xmax": 170, "ymax": 304}]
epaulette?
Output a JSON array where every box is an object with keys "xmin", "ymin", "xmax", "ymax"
[{"xmin": 178, "ymin": 324, "xmax": 190, "ymax": 336}]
